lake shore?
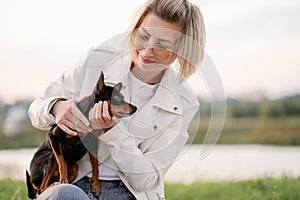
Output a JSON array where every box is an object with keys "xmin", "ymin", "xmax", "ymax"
[{"xmin": 1, "ymin": 145, "xmax": 299, "ymax": 184}]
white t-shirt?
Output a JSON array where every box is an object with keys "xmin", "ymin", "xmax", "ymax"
[
  {"xmin": 128, "ymin": 71, "xmax": 159, "ymax": 111},
  {"xmin": 89, "ymin": 72, "xmax": 159, "ymax": 180}
]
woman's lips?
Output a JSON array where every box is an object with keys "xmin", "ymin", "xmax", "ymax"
[{"xmin": 140, "ymin": 56, "xmax": 155, "ymax": 64}]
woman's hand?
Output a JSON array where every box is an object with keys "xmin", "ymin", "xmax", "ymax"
[
  {"xmin": 89, "ymin": 101, "xmax": 119, "ymax": 131},
  {"xmin": 50, "ymin": 98, "xmax": 92, "ymax": 136}
]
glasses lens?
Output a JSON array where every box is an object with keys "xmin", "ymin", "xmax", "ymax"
[
  {"xmin": 153, "ymin": 48, "xmax": 170, "ymax": 60},
  {"xmin": 131, "ymin": 32, "xmax": 173, "ymax": 60},
  {"xmin": 131, "ymin": 33, "xmax": 146, "ymax": 50}
]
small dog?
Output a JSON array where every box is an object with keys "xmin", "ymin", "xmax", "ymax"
[{"xmin": 26, "ymin": 71, "xmax": 137, "ymax": 199}]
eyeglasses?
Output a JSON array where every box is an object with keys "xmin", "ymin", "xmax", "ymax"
[{"xmin": 131, "ymin": 32, "xmax": 175, "ymax": 60}]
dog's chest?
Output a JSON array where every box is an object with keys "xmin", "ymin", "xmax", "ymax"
[{"xmin": 61, "ymin": 137, "xmax": 87, "ymax": 164}]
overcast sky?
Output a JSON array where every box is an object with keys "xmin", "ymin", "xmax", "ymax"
[{"xmin": 1, "ymin": 0, "xmax": 300, "ymax": 103}]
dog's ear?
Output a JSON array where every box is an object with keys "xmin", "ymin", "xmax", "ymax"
[
  {"xmin": 95, "ymin": 71, "xmax": 105, "ymax": 95},
  {"xmin": 114, "ymin": 82, "xmax": 122, "ymax": 91}
]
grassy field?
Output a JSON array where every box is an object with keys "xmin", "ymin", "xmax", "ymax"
[
  {"xmin": 165, "ymin": 178, "xmax": 300, "ymax": 200},
  {"xmin": 1, "ymin": 178, "xmax": 300, "ymax": 200},
  {"xmin": 0, "ymin": 116, "xmax": 300, "ymax": 149},
  {"xmin": 191, "ymin": 116, "xmax": 300, "ymax": 146},
  {"xmin": 0, "ymin": 123, "xmax": 45, "ymax": 149}
]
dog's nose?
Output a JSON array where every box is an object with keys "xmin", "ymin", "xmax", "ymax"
[{"xmin": 130, "ymin": 105, "xmax": 137, "ymax": 114}]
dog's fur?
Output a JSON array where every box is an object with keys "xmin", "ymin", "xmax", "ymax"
[{"xmin": 26, "ymin": 71, "xmax": 137, "ymax": 199}]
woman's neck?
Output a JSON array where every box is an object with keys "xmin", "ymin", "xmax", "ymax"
[{"xmin": 130, "ymin": 63, "xmax": 165, "ymax": 85}]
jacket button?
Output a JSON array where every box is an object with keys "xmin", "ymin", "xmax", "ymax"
[
  {"xmin": 174, "ymin": 106, "xmax": 178, "ymax": 111},
  {"xmin": 153, "ymin": 125, "xmax": 158, "ymax": 130}
]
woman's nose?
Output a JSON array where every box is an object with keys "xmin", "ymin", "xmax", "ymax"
[{"xmin": 144, "ymin": 46, "xmax": 154, "ymax": 57}]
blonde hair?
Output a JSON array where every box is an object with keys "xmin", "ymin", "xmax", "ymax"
[{"xmin": 129, "ymin": 0, "xmax": 206, "ymax": 79}]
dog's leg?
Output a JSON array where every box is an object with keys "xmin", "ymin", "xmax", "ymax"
[
  {"xmin": 39, "ymin": 161, "xmax": 58, "ymax": 194},
  {"xmin": 49, "ymin": 134, "xmax": 69, "ymax": 184},
  {"xmin": 89, "ymin": 152, "xmax": 100, "ymax": 197},
  {"xmin": 88, "ymin": 137, "xmax": 100, "ymax": 197},
  {"xmin": 67, "ymin": 164, "xmax": 78, "ymax": 183}
]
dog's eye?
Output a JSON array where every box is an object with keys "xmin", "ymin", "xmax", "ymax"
[{"xmin": 114, "ymin": 96, "xmax": 122, "ymax": 102}]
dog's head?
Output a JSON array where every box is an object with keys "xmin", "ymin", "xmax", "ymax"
[{"xmin": 93, "ymin": 71, "xmax": 137, "ymax": 118}]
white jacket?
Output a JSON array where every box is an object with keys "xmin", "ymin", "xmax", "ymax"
[{"xmin": 28, "ymin": 45, "xmax": 199, "ymax": 200}]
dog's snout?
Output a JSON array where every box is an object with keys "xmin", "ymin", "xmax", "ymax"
[{"xmin": 130, "ymin": 105, "xmax": 137, "ymax": 114}]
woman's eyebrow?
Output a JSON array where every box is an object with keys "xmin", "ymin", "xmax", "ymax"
[
  {"xmin": 140, "ymin": 27, "xmax": 151, "ymax": 36},
  {"xmin": 141, "ymin": 27, "xmax": 173, "ymax": 44}
]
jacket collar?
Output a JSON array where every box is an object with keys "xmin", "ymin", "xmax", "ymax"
[{"xmin": 150, "ymin": 68, "xmax": 183, "ymax": 114}]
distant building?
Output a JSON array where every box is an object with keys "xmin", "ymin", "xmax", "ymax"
[{"xmin": 3, "ymin": 102, "xmax": 28, "ymax": 136}]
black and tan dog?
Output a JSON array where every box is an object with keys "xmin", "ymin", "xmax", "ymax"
[{"xmin": 26, "ymin": 71, "xmax": 137, "ymax": 199}]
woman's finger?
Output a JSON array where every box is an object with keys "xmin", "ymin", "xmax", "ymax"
[
  {"xmin": 95, "ymin": 101, "xmax": 104, "ymax": 124},
  {"xmin": 61, "ymin": 111, "xmax": 91, "ymax": 134},
  {"xmin": 72, "ymin": 115, "xmax": 92, "ymax": 133},
  {"xmin": 102, "ymin": 101, "xmax": 112, "ymax": 122},
  {"xmin": 71, "ymin": 100, "xmax": 91, "ymax": 128},
  {"xmin": 90, "ymin": 103, "xmax": 102, "ymax": 129},
  {"xmin": 59, "ymin": 124, "xmax": 78, "ymax": 136}
]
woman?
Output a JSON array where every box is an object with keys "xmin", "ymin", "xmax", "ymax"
[{"xmin": 29, "ymin": 0, "xmax": 206, "ymax": 199}]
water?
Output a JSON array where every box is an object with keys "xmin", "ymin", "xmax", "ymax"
[
  {"xmin": 165, "ymin": 145, "xmax": 300, "ymax": 184},
  {"xmin": 1, "ymin": 145, "xmax": 299, "ymax": 184}
]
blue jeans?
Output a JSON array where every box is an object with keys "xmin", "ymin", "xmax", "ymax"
[{"xmin": 37, "ymin": 177, "xmax": 136, "ymax": 200}]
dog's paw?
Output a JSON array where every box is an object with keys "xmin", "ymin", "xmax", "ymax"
[
  {"xmin": 59, "ymin": 178, "xmax": 69, "ymax": 184},
  {"xmin": 91, "ymin": 184, "xmax": 101, "ymax": 197},
  {"xmin": 50, "ymin": 182, "xmax": 60, "ymax": 187}
]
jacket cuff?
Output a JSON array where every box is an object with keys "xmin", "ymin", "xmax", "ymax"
[{"xmin": 45, "ymin": 96, "xmax": 67, "ymax": 125}]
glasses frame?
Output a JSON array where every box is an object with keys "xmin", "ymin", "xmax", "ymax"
[{"xmin": 130, "ymin": 31, "xmax": 176, "ymax": 60}]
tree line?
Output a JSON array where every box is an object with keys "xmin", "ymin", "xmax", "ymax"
[
  {"xmin": 226, "ymin": 94, "xmax": 300, "ymax": 118},
  {"xmin": 197, "ymin": 94, "xmax": 300, "ymax": 118}
]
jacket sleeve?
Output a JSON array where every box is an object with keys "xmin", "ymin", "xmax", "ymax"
[
  {"xmin": 28, "ymin": 50, "xmax": 91, "ymax": 130},
  {"xmin": 98, "ymin": 98, "xmax": 199, "ymax": 192}
]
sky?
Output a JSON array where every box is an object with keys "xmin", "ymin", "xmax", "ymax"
[{"xmin": 0, "ymin": 0, "xmax": 300, "ymax": 103}]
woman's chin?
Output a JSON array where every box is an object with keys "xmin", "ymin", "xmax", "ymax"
[{"xmin": 138, "ymin": 60, "xmax": 168, "ymax": 72}]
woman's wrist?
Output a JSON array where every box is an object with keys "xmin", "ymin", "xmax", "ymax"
[{"xmin": 50, "ymin": 98, "xmax": 67, "ymax": 117}]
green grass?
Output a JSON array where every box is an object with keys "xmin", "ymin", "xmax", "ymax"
[
  {"xmin": 0, "ymin": 116, "xmax": 300, "ymax": 150},
  {"xmin": 191, "ymin": 116, "xmax": 300, "ymax": 146},
  {"xmin": 0, "ymin": 179, "xmax": 27, "ymax": 200},
  {"xmin": 0, "ymin": 123, "xmax": 45, "ymax": 149},
  {"xmin": 165, "ymin": 178, "xmax": 300, "ymax": 200},
  {"xmin": 1, "ymin": 178, "xmax": 300, "ymax": 200}
]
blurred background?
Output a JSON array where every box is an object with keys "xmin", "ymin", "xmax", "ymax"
[{"xmin": 0, "ymin": 0, "xmax": 300, "ymax": 199}]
